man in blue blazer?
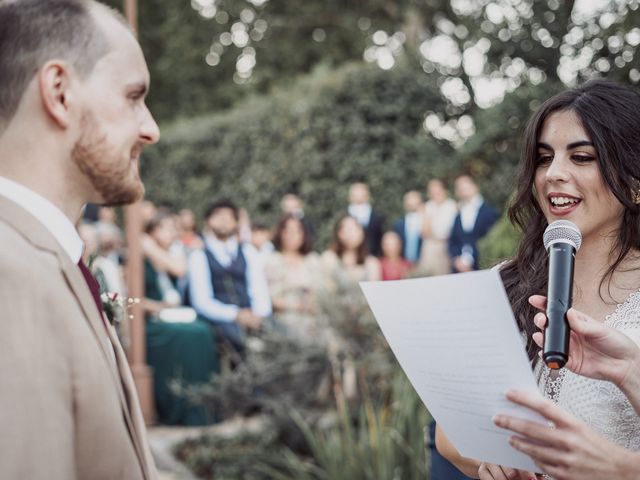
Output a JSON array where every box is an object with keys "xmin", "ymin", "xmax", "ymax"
[{"xmin": 448, "ymin": 175, "xmax": 498, "ymax": 273}]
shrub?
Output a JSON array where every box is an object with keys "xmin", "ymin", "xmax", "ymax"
[{"xmin": 141, "ymin": 61, "xmax": 458, "ymax": 248}]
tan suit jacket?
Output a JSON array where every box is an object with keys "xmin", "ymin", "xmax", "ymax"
[{"xmin": 0, "ymin": 196, "xmax": 157, "ymax": 479}]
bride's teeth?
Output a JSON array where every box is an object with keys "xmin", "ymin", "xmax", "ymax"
[{"xmin": 551, "ymin": 197, "xmax": 578, "ymax": 206}]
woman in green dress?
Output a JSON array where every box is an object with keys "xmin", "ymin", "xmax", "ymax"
[{"xmin": 143, "ymin": 212, "xmax": 218, "ymax": 425}]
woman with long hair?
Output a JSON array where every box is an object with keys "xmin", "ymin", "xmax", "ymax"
[
  {"xmin": 320, "ymin": 215, "xmax": 381, "ymax": 400},
  {"xmin": 322, "ymin": 215, "xmax": 381, "ymax": 282},
  {"xmin": 437, "ymin": 80, "xmax": 640, "ymax": 479},
  {"xmin": 264, "ymin": 214, "xmax": 321, "ymax": 343}
]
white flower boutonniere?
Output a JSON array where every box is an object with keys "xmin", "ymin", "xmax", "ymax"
[{"xmin": 100, "ymin": 292, "xmax": 140, "ymax": 325}]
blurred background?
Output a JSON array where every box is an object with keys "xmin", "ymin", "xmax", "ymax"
[
  {"xmin": 94, "ymin": 1, "xmax": 640, "ymax": 478},
  {"xmin": 103, "ymin": 0, "xmax": 640, "ymax": 248}
]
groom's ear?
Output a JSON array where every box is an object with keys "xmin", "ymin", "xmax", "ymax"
[{"xmin": 38, "ymin": 60, "xmax": 76, "ymax": 130}]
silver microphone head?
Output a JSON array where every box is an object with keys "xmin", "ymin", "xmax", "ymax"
[{"xmin": 543, "ymin": 220, "xmax": 582, "ymax": 251}]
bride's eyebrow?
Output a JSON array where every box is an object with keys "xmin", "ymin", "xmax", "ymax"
[
  {"xmin": 566, "ymin": 140, "xmax": 594, "ymax": 149},
  {"xmin": 536, "ymin": 140, "xmax": 594, "ymax": 150}
]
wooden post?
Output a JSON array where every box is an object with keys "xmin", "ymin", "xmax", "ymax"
[{"xmin": 124, "ymin": 0, "xmax": 155, "ymax": 426}]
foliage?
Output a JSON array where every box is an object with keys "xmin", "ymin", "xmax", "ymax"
[
  {"xmin": 289, "ymin": 372, "xmax": 430, "ymax": 480},
  {"xmin": 175, "ymin": 352, "xmax": 429, "ymax": 480},
  {"xmin": 175, "ymin": 264, "xmax": 429, "ymax": 479},
  {"xmin": 174, "ymin": 428, "xmax": 318, "ymax": 480},
  {"xmin": 141, "ymin": 60, "xmax": 571, "ymax": 247},
  {"xmin": 141, "ymin": 60, "xmax": 457, "ymax": 248},
  {"xmin": 457, "ymin": 79, "xmax": 565, "ymax": 210},
  {"xmin": 105, "ymin": 0, "xmax": 640, "ymax": 126},
  {"xmin": 183, "ymin": 330, "xmax": 332, "ymax": 420},
  {"xmin": 478, "ymin": 214, "xmax": 521, "ymax": 269}
]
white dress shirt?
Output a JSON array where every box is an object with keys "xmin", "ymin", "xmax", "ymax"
[
  {"xmin": 188, "ymin": 234, "xmax": 272, "ymax": 323},
  {"xmin": 348, "ymin": 203, "xmax": 372, "ymax": 227},
  {"xmin": 459, "ymin": 194, "xmax": 484, "ymax": 233},
  {"xmin": 0, "ymin": 176, "xmax": 83, "ymax": 262},
  {"xmin": 425, "ymin": 198, "xmax": 457, "ymax": 240}
]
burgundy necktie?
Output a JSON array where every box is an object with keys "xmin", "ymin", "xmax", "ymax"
[{"xmin": 78, "ymin": 258, "xmax": 106, "ymax": 324}]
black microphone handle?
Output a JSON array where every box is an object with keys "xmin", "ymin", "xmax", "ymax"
[{"xmin": 543, "ymin": 243, "xmax": 575, "ymax": 369}]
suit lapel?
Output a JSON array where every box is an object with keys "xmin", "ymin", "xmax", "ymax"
[
  {"xmin": 105, "ymin": 323, "xmax": 153, "ymax": 479},
  {"xmin": 472, "ymin": 202, "xmax": 486, "ymax": 236},
  {"xmin": 0, "ymin": 197, "xmax": 150, "ymax": 478},
  {"xmin": 56, "ymin": 252, "xmax": 149, "ymax": 472}
]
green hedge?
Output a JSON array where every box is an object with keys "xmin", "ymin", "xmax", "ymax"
[
  {"xmin": 141, "ymin": 61, "xmax": 458, "ymax": 247},
  {"xmin": 141, "ymin": 60, "xmax": 564, "ymax": 249}
]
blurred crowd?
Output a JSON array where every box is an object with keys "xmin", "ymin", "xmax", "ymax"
[{"xmin": 78, "ymin": 174, "xmax": 497, "ymax": 424}]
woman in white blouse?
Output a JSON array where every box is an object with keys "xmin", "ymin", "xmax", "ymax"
[{"xmin": 419, "ymin": 178, "xmax": 457, "ymax": 275}]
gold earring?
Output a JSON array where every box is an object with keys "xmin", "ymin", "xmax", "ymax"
[{"xmin": 633, "ymin": 189, "xmax": 640, "ymax": 205}]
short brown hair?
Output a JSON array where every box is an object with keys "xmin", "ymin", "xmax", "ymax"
[{"xmin": 0, "ymin": 0, "xmax": 113, "ymax": 126}]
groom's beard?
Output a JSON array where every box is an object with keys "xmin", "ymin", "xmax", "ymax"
[{"xmin": 72, "ymin": 110, "xmax": 145, "ymax": 206}]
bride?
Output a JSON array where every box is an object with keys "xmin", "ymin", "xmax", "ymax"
[{"xmin": 437, "ymin": 79, "xmax": 640, "ymax": 479}]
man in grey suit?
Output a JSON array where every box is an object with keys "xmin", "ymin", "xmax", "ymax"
[{"xmin": 0, "ymin": 1, "xmax": 160, "ymax": 478}]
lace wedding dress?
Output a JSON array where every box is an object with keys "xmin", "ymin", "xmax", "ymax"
[{"xmin": 535, "ymin": 290, "xmax": 640, "ymax": 477}]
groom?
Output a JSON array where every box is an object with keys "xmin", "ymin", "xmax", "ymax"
[{"xmin": 0, "ymin": 1, "xmax": 159, "ymax": 479}]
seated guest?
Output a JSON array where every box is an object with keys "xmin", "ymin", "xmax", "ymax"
[
  {"xmin": 188, "ymin": 200, "xmax": 272, "ymax": 353},
  {"xmin": 97, "ymin": 206, "xmax": 118, "ymax": 225},
  {"xmin": 93, "ymin": 221, "xmax": 126, "ymax": 295},
  {"xmin": 143, "ymin": 212, "xmax": 218, "ymax": 426},
  {"xmin": 321, "ymin": 215, "xmax": 380, "ymax": 400},
  {"xmin": 264, "ymin": 214, "xmax": 322, "ymax": 343},
  {"xmin": 380, "ymin": 231, "xmax": 412, "ymax": 281},
  {"xmin": 80, "ymin": 220, "xmax": 132, "ymax": 348},
  {"xmin": 178, "ymin": 208, "xmax": 204, "ymax": 251},
  {"xmin": 281, "ymin": 193, "xmax": 316, "ymax": 241},
  {"xmin": 250, "ymin": 221, "xmax": 275, "ymax": 261},
  {"xmin": 322, "ymin": 215, "xmax": 382, "ymax": 283}
]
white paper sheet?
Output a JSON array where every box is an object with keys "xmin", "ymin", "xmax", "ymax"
[{"xmin": 360, "ymin": 269, "xmax": 547, "ymax": 472}]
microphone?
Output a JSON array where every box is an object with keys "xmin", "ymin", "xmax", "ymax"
[{"xmin": 542, "ymin": 220, "xmax": 582, "ymax": 370}]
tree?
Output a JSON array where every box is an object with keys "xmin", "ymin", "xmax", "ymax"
[{"xmin": 106, "ymin": 0, "xmax": 640, "ymax": 127}]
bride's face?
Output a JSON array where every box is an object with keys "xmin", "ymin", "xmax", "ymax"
[{"xmin": 534, "ymin": 110, "xmax": 624, "ymax": 242}]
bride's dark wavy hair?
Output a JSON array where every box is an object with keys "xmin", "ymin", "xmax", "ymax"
[{"xmin": 500, "ymin": 79, "xmax": 640, "ymax": 362}]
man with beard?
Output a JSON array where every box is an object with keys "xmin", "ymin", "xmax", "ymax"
[
  {"xmin": 0, "ymin": 1, "xmax": 159, "ymax": 478},
  {"xmin": 188, "ymin": 200, "xmax": 272, "ymax": 353}
]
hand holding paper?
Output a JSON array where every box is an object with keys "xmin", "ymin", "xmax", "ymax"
[{"xmin": 360, "ymin": 270, "xmax": 548, "ymax": 472}]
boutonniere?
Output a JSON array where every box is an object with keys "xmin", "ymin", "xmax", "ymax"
[{"xmin": 100, "ymin": 292, "xmax": 140, "ymax": 325}]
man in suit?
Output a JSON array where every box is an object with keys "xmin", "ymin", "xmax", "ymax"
[
  {"xmin": 0, "ymin": 1, "xmax": 160, "ymax": 478},
  {"xmin": 188, "ymin": 200, "xmax": 272, "ymax": 353},
  {"xmin": 448, "ymin": 174, "xmax": 499, "ymax": 272},
  {"xmin": 347, "ymin": 182, "xmax": 385, "ymax": 257},
  {"xmin": 393, "ymin": 190, "xmax": 424, "ymax": 263}
]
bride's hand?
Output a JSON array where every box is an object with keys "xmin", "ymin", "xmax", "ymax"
[
  {"xmin": 478, "ymin": 462, "xmax": 540, "ymax": 479},
  {"xmin": 494, "ymin": 390, "xmax": 637, "ymax": 480},
  {"xmin": 528, "ymin": 295, "xmax": 640, "ymax": 389}
]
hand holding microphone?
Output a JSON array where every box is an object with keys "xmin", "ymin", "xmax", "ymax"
[
  {"xmin": 529, "ymin": 295, "xmax": 640, "ymax": 393},
  {"xmin": 542, "ymin": 220, "xmax": 582, "ymax": 369}
]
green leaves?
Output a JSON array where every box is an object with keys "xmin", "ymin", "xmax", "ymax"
[{"xmin": 141, "ymin": 62, "xmax": 457, "ymax": 248}]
